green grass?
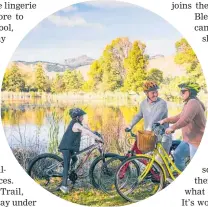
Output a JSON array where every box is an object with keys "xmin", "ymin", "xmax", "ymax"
[
  {"xmin": 36, "ymin": 176, "xmax": 156, "ymax": 206},
  {"xmin": 54, "ymin": 188, "xmax": 130, "ymax": 206}
]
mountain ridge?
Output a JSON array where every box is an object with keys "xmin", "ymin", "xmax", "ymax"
[
  {"xmin": 9, "ymin": 55, "xmax": 186, "ymax": 80},
  {"xmin": 11, "ymin": 55, "xmax": 95, "ymax": 73}
]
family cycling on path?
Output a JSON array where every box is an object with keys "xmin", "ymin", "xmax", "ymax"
[{"xmin": 28, "ymin": 80, "xmax": 206, "ymax": 200}]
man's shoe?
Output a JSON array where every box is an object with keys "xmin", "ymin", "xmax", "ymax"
[{"xmin": 60, "ymin": 186, "xmax": 70, "ymax": 194}]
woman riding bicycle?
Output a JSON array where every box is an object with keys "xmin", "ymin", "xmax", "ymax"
[
  {"xmin": 58, "ymin": 108, "xmax": 102, "ymax": 193},
  {"xmin": 159, "ymin": 82, "xmax": 206, "ymax": 171}
]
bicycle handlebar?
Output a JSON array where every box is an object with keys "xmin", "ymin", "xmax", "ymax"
[
  {"xmin": 125, "ymin": 122, "xmax": 174, "ymax": 139},
  {"xmin": 126, "ymin": 131, "xmax": 137, "ymax": 138},
  {"xmin": 95, "ymin": 139, "xmax": 104, "ymax": 144}
]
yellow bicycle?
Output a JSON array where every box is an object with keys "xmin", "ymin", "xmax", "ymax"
[{"xmin": 114, "ymin": 124, "xmax": 182, "ymax": 202}]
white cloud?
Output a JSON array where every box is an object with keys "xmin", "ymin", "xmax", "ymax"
[
  {"xmin": 48, "ymin": 15, "xmax": 85, "ymax": 27},
  {"xmin": 62, "ymin": 6, "xmax": 78, "ymax": 12},
  {"xmin": 83, "ymin": 0, "xmax": 137, "ymax": 9},
  {"xmin": 47, "ymin": 15, "xmax": 104, "ymax": 29}
]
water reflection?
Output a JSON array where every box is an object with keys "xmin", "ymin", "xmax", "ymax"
[{"xmin": 1, "ymin": 100, "xmax": 183, "ymax": 156}]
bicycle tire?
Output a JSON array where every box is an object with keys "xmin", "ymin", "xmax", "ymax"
[
  {"xmin": 89, "ymin": 153, "xmax": 119, "ymax": 189},
  {"xmin": 115, "ymin": 155, "xmax": 165, "ymax": 203},
  {"xmin": 99, "ymin": 155, "xmax": 140, "ymax": 194},
  {"xmin": 27, "ymin": 153, "xmax": 63, "ymax": 192}
]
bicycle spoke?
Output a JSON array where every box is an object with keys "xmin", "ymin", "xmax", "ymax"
[
  {"xmin": 115, "ymin": 156, "xmax": 164, "ymax": 202},
  {"xmin": 100, "ymin": 157, "xmax": 123, "ymax": 193},
  {"xmin": 29, "ymin": 155, "xmax": 63, "ymax": 192}
]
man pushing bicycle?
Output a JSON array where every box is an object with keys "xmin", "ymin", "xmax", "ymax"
[{"xmin": 125, "ymin": 81, "xmax": 172, "ymax": 155}]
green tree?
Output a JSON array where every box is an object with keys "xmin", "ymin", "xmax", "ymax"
[
  {"xmin": 86, "ymin": 37, "xmax": 148, "ymax": 92},
  {"xmin": 76, "ymin": 71, "xmax": 85, "ymax": 90},
  {"xmin": 2, "ymin": 64, "xmax": 25, "ymax": 92},
  {"xmin": 87, "ymin": 37, "xmax": 133, "ymax": 92},
  {"xmin": 63, "ymin": 69, "xmax": 84, "ymax": 92},
  {"xmin": 147, "ymin": 68, "xmax": 163, "ymax": 85},
  {"xmin": 123, "ymin": 41, "xmax": 147, "ymax": 92},
  {"xmin": 2, "ymin": 70, "xmax": 9, "ymax": 91},
  {"xmin": 174, "ymin": 38, "xmax": 206, "ymax": 90},
  {"xmin": 86, "ymin": 60, "xmax": 103, "ymax": 91},
  {"xmin": 51, "ymin": 73, "xmax": 65, "ymax": 94},
  {"xmin": 63, "ymin": 69, "xmax": 73, "ymax": 92},
  {"xmin": 34, "ymin": 63, "xmax": 48, "ymax": 92},
  {"xmin": 99, "ymin": 45, "xmax": 123, "ymax": 91},
  {"xmin": 175, "ymin": 38, "xmax": 198, "ymax": 64},
  {"xmin": 186, "ymin": 63, "xmax": 206, "ymax": 90},
  {"xmin": 160, "ymin": 76, "xmax": 191, "ymax": 102},
  {"xmin": 45, "ymin": 76, "xmax": 52, "ymax": 92}
]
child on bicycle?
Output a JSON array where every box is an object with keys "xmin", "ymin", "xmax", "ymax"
[{"xmin": 58, "ymin": 108, "xmax": 102, "ymax": 193}]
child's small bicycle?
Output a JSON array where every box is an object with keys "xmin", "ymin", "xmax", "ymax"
[{"xmin": 27, "ymin": 134, "xmax": 118, "ymax": 192}]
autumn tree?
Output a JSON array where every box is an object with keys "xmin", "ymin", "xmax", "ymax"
[
  {"xmin": 86, "ymin": 37, "xmax": 149, "ymax": 92},
  {"xmin": 174, "ymin": 38, "xmax": 206, "ymax": 90},
  {"xmin": 76, "ymin": 71, "xmax": 85, "ymax": 90},
  {"xmin": 99, "ymin": 44, "xmax": 124, "ymax": 91},
  {"xmin": 175, "ymin": 38, "xmax": 198, "ymax": 64},
  {"xmin": 123, "ymin": 41, "xmax": 147, "ymax": 92},
  {"xmin": 147, "ymin": 68, "xmax": 163, "ymax": 85},
  {"xmin": 34, "ymin": 63, "xmax": 48, "ymax": 92},
  {"xmin": 2, "ymin": 64, "xmax": 25, "ymax": 92},
  {"xmin": 86, "ymin": 60, "xmax": 102, "ymax": 91},
  {"xmin": 51, "ymin": 73, "xmax": 65, "ymax": 94},
  {"xmin": 87, "ymin": 37, "xmax": 133, "ymax": 92},
  {"xmin": 63, "ymin": 69, "xmax": 84, "ymax": 92}
]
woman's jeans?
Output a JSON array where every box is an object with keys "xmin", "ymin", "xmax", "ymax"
[
  {"xmin": 189, "ymin": 143, "xmax": 197, "ymax": 159},
  {"xmin": 173, "ymin": 141, "xmax": 197, "ymax": 171}
]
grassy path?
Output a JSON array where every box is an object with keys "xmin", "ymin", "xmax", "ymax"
[{"xmin": 54, "ymin": 188, "xmax": 129, "ymax": 206}]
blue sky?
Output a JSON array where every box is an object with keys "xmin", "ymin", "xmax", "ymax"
[{"xmin": 11, "ymin": 1, "xmax": 182, "ymax": 63}]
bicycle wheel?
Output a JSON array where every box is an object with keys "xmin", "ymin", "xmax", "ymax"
[
  {"xmin": 99, "ymin": 156, "xmax": 140, "ymax": 194},
  {"xmin": 115, "ymin": 155, "xmax": 165, "ymax": 203},
  {"xmin": 89, "ymin": 153, "xmax": 119, "ymax": 189},
  {"xmin": 27, "ymin": 153, "xmax": 63, "ymax": 192}
]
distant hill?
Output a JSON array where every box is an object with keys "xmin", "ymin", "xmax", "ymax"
[
  {"xmin": 8, "ymin": 55, "xmax": 186, "ymax": 81},
  {"xmin": 147, "ymin": 55, "xmax": 186, "ymax": 77},
  {"xmin": 11, "ymin": 61, "xmax": 69, "ymax": 73},
  {"xmin": 11, "ymin": 55, "xmax": 95, "ymax": 73},
  {"xmin": 64, "ymin": 55, "xmax": 94, "ymax": 68},
  {"xmin": 149, "ymin": 54, "xmax": 165, "ymax": 59}
]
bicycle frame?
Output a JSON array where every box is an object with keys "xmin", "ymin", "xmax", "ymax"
[
  {"xmin": 71, "ymin": 142, "xmax": 104, "ymax": 174},
  {"xmin": 45, "ymin": 145, "xmax": 101, "ymax": 178},
  {"xmin": 136, "ymin": 142, "xmax": 181, "ymax": 183},
  {"xmin": 118, "ymin": 135, "xmax": 159, "ymax": 180}
]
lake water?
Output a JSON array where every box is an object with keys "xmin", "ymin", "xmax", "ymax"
[{"xmin": 1, "ymin": 99, "xmax": 183, "ymax": 155}]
